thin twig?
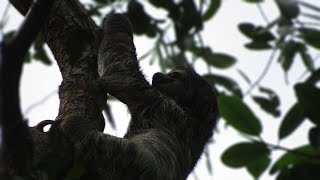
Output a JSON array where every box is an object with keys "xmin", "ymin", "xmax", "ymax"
[
  {"xmin": 138, "ymin": 48, "xmax": 153, "ymax": 61},
  {"xmin": 295, "ymin": 19, "xmax": 320, "ymax": 28},
  {"xmin": 256, "ymin": 3, "xmax": 269, "ymax": 23},
  {"xmin": 301, "ymin": 12, "xmax": 320, "ymax": 21},
  {"xmin": 297, "ymin": 20, "xmax": 320, "ymax": 27},
  {"xmin": 24, "ymin": 89, "xmax": 57, "ymax": 115},
  {"xmin": 267, "ymin": 142, "xmax": 320, "ymax": 160},
  {"xmin": 196, "ymin": 33, "xmax": 204, "ymax": 47},
  {"xmin": 245, "ymin": 47, "xmax": 277, "ymax": 96},
  {"xmin": 242, "ymin": 134, "xmax": 320, "ymax": 160},
  {"xmin": 299, "ymin": 1, "xmax": 320, "ymax": 12}
]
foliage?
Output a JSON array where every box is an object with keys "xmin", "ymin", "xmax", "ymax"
[{"xmin": 2, "ymin": 0, "xmax": 320, "ymax": 179}]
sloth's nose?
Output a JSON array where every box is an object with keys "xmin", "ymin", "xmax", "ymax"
[{"xmin": 152, "ymin": 72, "xmax": 172, "ymax": 84}]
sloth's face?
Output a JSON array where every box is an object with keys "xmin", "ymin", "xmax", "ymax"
[
  {"xmin": 152, "ymin": 68, "xmax": 190, "ymax": 103},
  {"xmin": 152, "ymin": 67, "xmax": 217, "ymax": 116}
]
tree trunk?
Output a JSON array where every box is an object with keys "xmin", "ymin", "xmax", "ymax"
[{"xmin": 3, "ymin": 0, "xmax": 106, "ymax": 178}]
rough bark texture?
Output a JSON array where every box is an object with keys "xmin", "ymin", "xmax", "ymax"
[{"xmin": 4, "ymin": 0, "xmax": 106, "ymax": 177}]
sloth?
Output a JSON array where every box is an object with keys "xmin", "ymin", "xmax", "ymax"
[{"xmin": 62, "ymin": 13, "xmax": 219, "ymax": 180}]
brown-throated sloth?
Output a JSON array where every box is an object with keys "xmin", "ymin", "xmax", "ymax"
[{"xmin": 62, "ymin": 13, "xmax": 219, "ymax": 180}]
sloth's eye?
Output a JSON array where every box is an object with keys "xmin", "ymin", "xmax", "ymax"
[{"xmin": 168, "ymin": 71, "xmax": 182, "ymax": 79}]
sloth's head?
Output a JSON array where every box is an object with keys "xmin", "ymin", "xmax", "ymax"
[{"xmin": 152, "ymin": 67, "xmax": 218, "ymax": 118}]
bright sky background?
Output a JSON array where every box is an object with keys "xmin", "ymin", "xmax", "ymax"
[{"xmin": 1, "ymin": 0, "xmax": 318, "ymax": 179}]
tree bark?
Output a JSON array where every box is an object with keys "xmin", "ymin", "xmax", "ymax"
[{"xmin": 4, "ymin": 0, "xmax": 105, "ymax": 177}]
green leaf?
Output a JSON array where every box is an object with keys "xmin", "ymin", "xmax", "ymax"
[
  {"xmin": 189, "ymin": 46, "xmax": 205, "ymax": 56},
  {"xmin": 148, "ymin": 0, "xmax": 179, "ymax": 19},
  {"xmin": 246, "ymin": 154, "xmax": 271, "ymax": 179},
  {"xmin": 295, "ymin": 83, "xmax": 320, "ymax": 125},
  {"xmin": 148, "ymin": 0, "xmax": 175, "ymax": 9},
  {"xmin": 33, "ymin": 48, "xmax": 51, "ymax": 65},
  {"xmin": 245, "ymin": 41, "xmax": 272, "ymax": 50},
  {"xmin": 221, "ymin": 142, "xmax": 269, "ymax": 168},
  {"xmin": 204, "ymin": 52, "xmax": 237, "ymax": 69},
  {"xmin": 298, "ymin": 45, "xmax": 314, "ymax": 72},
  {"xmin": 276, "ymin": 163, "xmax": 320, "ymax": 180},
  {"xmin": 300, "ymin": 28, "xmax": 320, "ymax": 49},
  {"xmin": 127, "ymin": 1, "xmax": 152, "ymax": 35},
  {"xmin": 202, "ymin": 0, "xmax": 221, "ymax": 21},
  {"xmin": 218, "ymin": 95, "xmax": 262, "ymax": 135},
  {"xmin": 239, "ymin": 23, "xmax": 255, "ymax": 37},
  {"xmin": 252, "ymin": 27, "xmax": 275, "ymax": 42},
  {"xmin": 34, "ymin": 34, "xmax": 45, "ymax": 49},
  {"xmin": 87, "ymin": 4, "xmax": 102, "ymax": 17},
  {"xmin": 270, "ymin": 145, "xmax": 320, "ymax": 174},
  {"xmin": 33, "ymin": 35, "xmax": 52, "ymax": 65},
  {"xmin": 239, "ymin": 23, "xmax": 275, "ymax": 42},
  {"xmin": 204, "ymin": 74, "xmax": 243, "ymax": 98},
  {"xmin": 279, "ymin": 103, "xmax": 305, "ymax": 139},
  {"xmin": 181, "ymin": 0, "xmax": 203, "ymax": 31},
  {"xmin": 190, "ymin": 46, "xmax": 236, "ymax": 69},
  {"xmin": 278, "ymin": 40, "xmax": 301, "ymax": 72},
  {"xmin": 252, "ymin": 96, "xmax": 280, "ymax": 117},
  {"xmin": 252, "ymin": 86, "xmax": 281, "ymax": 117},
  {"xmin": 258, "ymin": 86, "xmax": 275, "ymax": 95},
  {"xmin": 146, "ymin": 23, "xmax": 157, "ymax": 38}
]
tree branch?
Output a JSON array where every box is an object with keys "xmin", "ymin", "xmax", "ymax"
[
  {"xmin": 245, "ymin": 47, "xmax": 277, "ymax": 96},
  {"xmin": 9, "ymin": 0, "xmax": 104, "ymax": 130},
  {"xmin": 4, "ymin": 0, "xmax": 108, "ymax": 178},
  {"xmin": 1, "ymin": 0, "xmax": 55, "ymax": 176}
]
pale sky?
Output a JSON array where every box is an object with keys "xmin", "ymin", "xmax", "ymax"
[{"xmin": 1, "ymin": 0, "xmax": 318, "ymax": 179}]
